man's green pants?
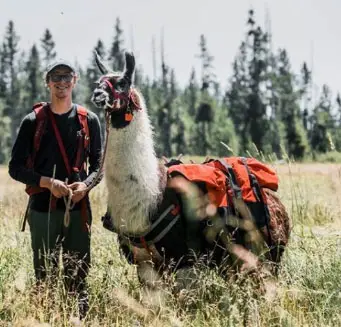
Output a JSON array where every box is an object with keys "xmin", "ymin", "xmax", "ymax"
[{"xmin": 28, "ymin": 208, "xmax": 91, "ymax": 293}]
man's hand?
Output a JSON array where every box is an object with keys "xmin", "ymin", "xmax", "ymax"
[
  {"xmin": 68, "ymin": 182, "xmax": 88, "ymax": 203},
  {"xmin": 40, "ymin": 176, "xmax": 69, "ymax": 198}
]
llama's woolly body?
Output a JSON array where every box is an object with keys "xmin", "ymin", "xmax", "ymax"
[{"xmin": 104, "ymin": 91, "xmax": 162, "ymax": 235}]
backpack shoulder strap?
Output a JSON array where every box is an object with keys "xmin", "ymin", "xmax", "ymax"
[
  {"xmin": 76, "ymin": 105, "xmax": 90, "ymax": 150},
  {"xmin": 27, "ymin": 102, "xmax": 48, "ymax": 168}
]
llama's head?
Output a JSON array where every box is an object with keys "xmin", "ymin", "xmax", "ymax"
[{"xmin": 91, "ymin": 51, "xmax": 141, "ymax": 126}]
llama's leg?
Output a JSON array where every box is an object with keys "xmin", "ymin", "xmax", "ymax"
[
  {"xmin": 173, "ymin": 266, "xmax": 199, "ymax": 294},
  {"xmin": 136, "ymin": 261, "xmax": 163, "ymax": 289},
  {"xmin": 262, "ymin": 189, "xmax": 291, "ymax": 275}
]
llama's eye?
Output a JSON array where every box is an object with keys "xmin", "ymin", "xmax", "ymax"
[{"xmin": 115, "ymin": 80, "xmax": 127, "ymax": 92}]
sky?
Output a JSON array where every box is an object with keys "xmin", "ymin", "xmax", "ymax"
[{"xmin": 1, "ymin": 0, "xmax": 341, "ymax": 99}]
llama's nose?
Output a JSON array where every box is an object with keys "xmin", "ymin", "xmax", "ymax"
[
  {"xmin": 92, "ymin": 89, "xmax": 106, "ymax": 101},
  {"xmin": 93, "ymin": 89, "xmax": 104, "ymax": 98},
  {"xmin": 91, "ymin": 89, "xmax": 108, "ymax": 107}
]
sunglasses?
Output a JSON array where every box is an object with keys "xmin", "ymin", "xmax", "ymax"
[{"xmin": 49, "ymin": 73, "xmax": 74, "ymax": 83}]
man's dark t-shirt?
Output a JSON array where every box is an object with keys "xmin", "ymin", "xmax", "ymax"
[{"xmin": 8, "ymin": 104, "xmax": 103, "ymax": 212}]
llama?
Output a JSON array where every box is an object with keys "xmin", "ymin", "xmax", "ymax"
[{"xmin": 91, "ymin": 51, "xmax": 290, "ymax": 279}]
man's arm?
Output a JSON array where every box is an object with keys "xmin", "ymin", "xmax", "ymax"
[
  {"xmin": 83, "ymin": 112, "xmax": 103, "ymax": 187},
  {"xmin": 9, "ymin": 113, "xmax": 73, "ymax": 198},
  {"xmin": 8, "ymin": 114, "xmax": 42, "ymax": 186},
  {"xmin": 69, "ymin": 111, "xmax": 103, "ymax": 203}
]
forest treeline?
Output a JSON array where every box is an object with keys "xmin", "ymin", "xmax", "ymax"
[{"xmin": 0, "ymin": 9, "xmax": 340, "ymax": 163}]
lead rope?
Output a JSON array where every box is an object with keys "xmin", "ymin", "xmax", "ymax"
[
  {"xmin": 63, "ymin": 186, "xmax": 73, "ymax": 228},
  {"xmin": 62, "ymin": 110, "xmax": 112, "ymax": 227}
]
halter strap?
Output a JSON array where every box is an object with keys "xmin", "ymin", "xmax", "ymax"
[{"xmin": 101, "ymin": 77, "xmax": 142, "ymax": 116}]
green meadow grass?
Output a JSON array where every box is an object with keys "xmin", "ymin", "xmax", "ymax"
[{"xmin": 0, "ymin": 162, "xmax": 341, "ymax": 326}]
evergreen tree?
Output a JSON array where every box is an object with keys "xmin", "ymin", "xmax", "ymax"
[
  {"xmin": 172, "ymin": 106, "xmax": 187, "ymax": 156},
  {"xmin": 263, "ymin": 50, "xmax": 285, "ymax": 157},
  {"xmin": 300, "ymin": 62, "xmax": 311, "ymax": 130},
  {"xmin": 185, "ymin": 68, "xmax": 199, "ymax": 117},
  {"xmin": 226, "ymin": 9, "xmax": 270, "ymax": 154},
  {"xmin": 195, "ymin": 34, "xmax": 215, "ymax": 155},
  {"xmin": 210, "ymin": 103, "xmax": 239, "ymax": 156},
  {"xmin": 246, "ymin": 10, "xmax": 268, "ymax": 153},
  {"xmin": 332, "ymin": 93, "xmax": 341, "ymax": 150},
  {"xmin": 108, "ymin": 17, "xmax": 125, "ymax": 71},
  {"xmin": 0, "ymin": 44, "xmax": 7, "ymax": 98},
  {"xmin": 3, "ymin": 21, "xmax": 21, "ymax": 143},
  {"xmin": 85, "ymin": 39, "xmax": 106, "ymax": 121},
  {"xmin": 23, "ymin": 44, "xmax": 43, "ymax": 107},
  {"xmin": 276, "ymin": 49, "xmax": 308, "ymax": 159},
  {"xmin": 225, "ymin": 41, "xmax": 250, "ymax": 151},
  {"xmin": 336, "ymin": 93, "xmax": 341, "ymax": 126},
  {"xmin": 310, "ymin": 84, "xmax": 334, "ymax": 153},
  {"xmin": 40, "ymin": 29, "xmax": 56, "ymax": 68},
  {"xmin": 153, "ymin": 34, "xmax": 174, "ymax": 157}
]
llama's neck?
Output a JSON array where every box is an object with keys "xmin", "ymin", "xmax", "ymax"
[{"xmin": 104, "ymin": 99, "xmax": 163, "ymax": 235}]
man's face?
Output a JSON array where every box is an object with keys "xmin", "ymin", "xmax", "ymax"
[{"xmin": 47, "ymin": 66, "xmax": 76, "ymax": 99}]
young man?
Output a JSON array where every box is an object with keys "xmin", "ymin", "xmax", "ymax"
[{"xmin": 8, "ymin": 60, "xmax": 103, "ymax": 318}]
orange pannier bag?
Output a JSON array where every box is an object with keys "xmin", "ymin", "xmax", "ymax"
[{"xmin": 167, "ymin": 157, "xmax": 278, "ymax": 209}]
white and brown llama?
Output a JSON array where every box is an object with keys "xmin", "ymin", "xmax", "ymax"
[{"xmin": 91, "ymin": 51, "xmax": 290, "ymax": 281}]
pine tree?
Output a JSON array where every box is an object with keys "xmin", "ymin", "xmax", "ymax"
[
  {"xmin": 336, "ymin": 93, "xmax": 341, "ymax": 125},
  {"xmin": 225, "ymin": 41, "xmax": 250, "ymax": 150},
  {"xmin": 108, "ymin": 17, "xmax": 125, "ymax": 71},
  {"xmin": 310, "ymin": 84, "xmax": 334, "ymax": 153},
  {"xmin": 3, "ymin": 21, "xmax": 21, "ymax": 144},
  {"xmin": 332, "ymin": 93, "xmax": 341, "ymax": 150},
  {"xmin": 173, "ymin": 106, "xmax": 187, "ymax": 156},
  {"xmin": 210, "ymin": 103, "xmax": 239, "ymax": 156},
  {"xmin": 40, "ymin": 29, "xmax": 56, "ymax": 68},
  {"xmin": 276, "ymin": 49, "xmax": 308, "ymax": 159},
  {"xmin": 263, "ymin": 49, "xmax": 285, "ymax": 157},
  {"xmin": 153, "ymin": 33, "xmax": 174, "ymax": 157},
  {"xmin": 185, "ymin": 68, "xmax": 199, "ymax": 117},
  {"xmin": 195, "ymin": 34, "xmax": 215, "ymax": 155},
  {"xmin": 23, "ymin": 44, "xmax": 43, "ymax": 107},
  {"xmin": 226, "ymin": 9, "xmax": 270, "ymax": 154},
  {"xmin": 85, "ymin": 39, "xmax": 106, "ymax": 121},
  {"xmin": 246, "ymin": 10, "xmax": 268, "ymax": 153},
  {"xmin": 40, "ymin": 29, "xmax": 57, "ymax": 100},
  {"xmin": 0, "ymin": 44, "xmax": 7, "ymax": 98},
  {"xmin": 300, "ymin": 62, "xmax": 311, "ymax": 130}
]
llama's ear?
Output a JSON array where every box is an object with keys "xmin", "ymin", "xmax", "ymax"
[
  {"xmin": 123, "ymin": 51, "xmax": 135, "ymax": 85},
  {"xmin": 95, "ymin": 50, "xmax": 110, "ymax": 75}
]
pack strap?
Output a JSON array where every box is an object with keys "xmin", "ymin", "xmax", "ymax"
[
  {"xmin": 240, "ymin": 157, "xmax": 272, "ymax": 244},
  {"xmin": 217, "ymin": 159, "xmax": 242, "ymax": 199},
  {"xmin": 240, "ymin": 157, "xmax": 262, "ymax": 202},
  {"xmin": 26, "ymin": 103, "xmax": 48, "ymax": 169},
  {"xmin": 76, "ymin": 106, "xmax": 90, "ymax": 150},
  {"xmin": 47, "ymin": 108, "xmax": 73, "ymax": 176},
  {"xmin": 74, "ymin": 106, "xmax": 90, "ymax": 172}
]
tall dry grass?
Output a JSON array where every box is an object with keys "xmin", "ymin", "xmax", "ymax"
[{"xmin": 1, "ymin": 162, "xmax": 341, "ymax": 326}]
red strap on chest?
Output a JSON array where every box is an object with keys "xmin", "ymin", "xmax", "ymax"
[
  {"xmin": 47, "ymin": 108, "xmax": 73, "ymax": 176},
  {"xmin": 47, "ymin": 105, "xmax": 89, "ymax": 177}
]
